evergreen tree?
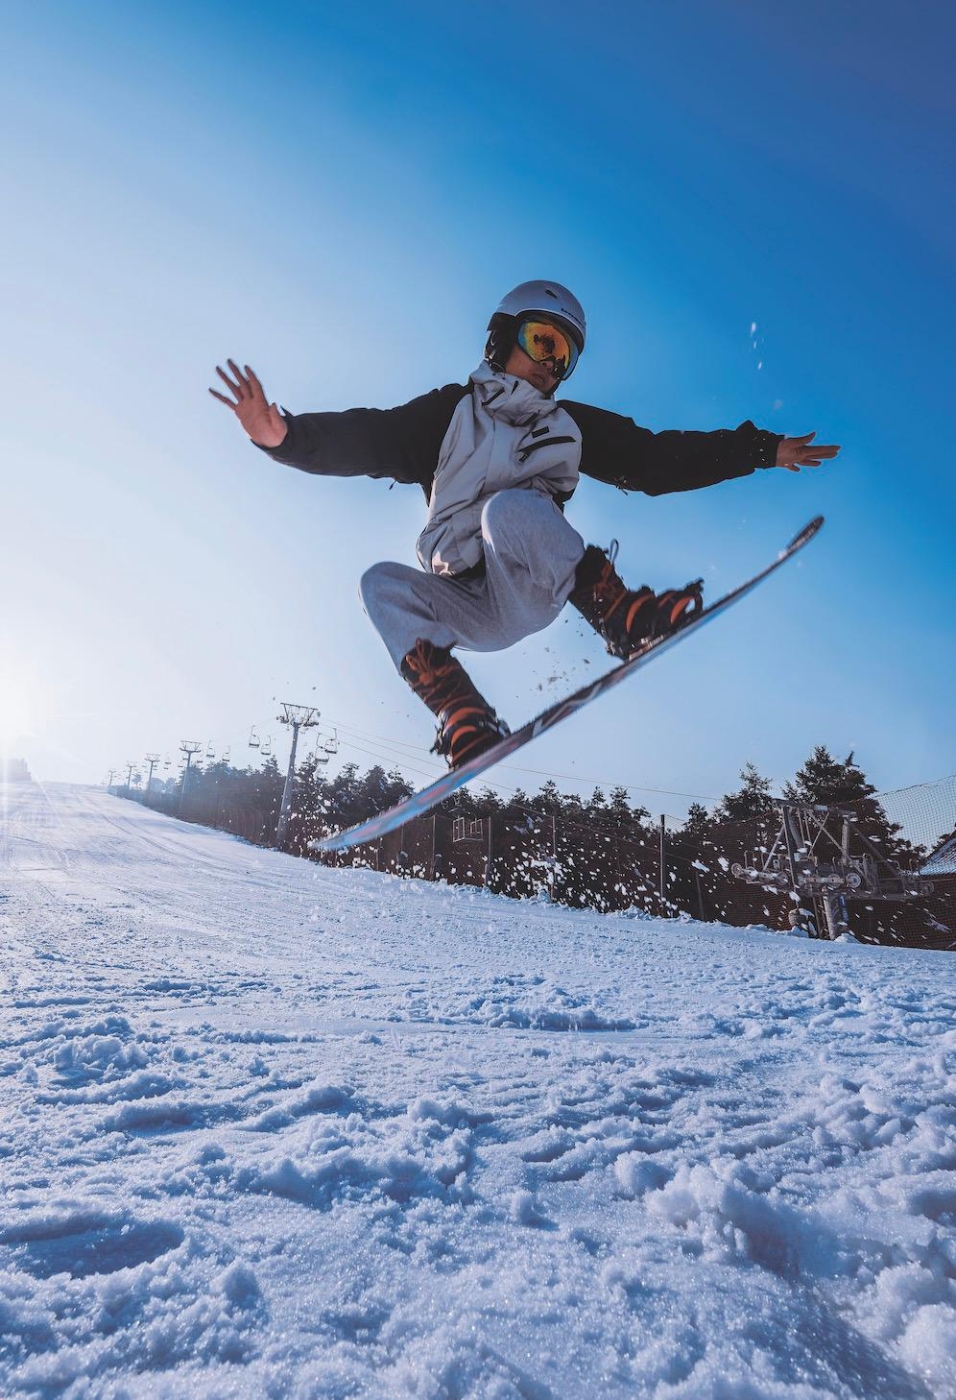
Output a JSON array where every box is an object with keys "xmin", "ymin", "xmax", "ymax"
[
  {"xmin": 254, "ymin": 755, "xmax": 284, "ymax": 813},
  {"xmin": 286, "ymin": 753, "xmax": 327, "ymax": 850},
  {"xmin": 683, "ymin": 801, "xmax": 713, "ymax": 840},
  {"xmin": 608, "ymin": 785, "xmax": 650, "ymax": 830},
  {"xmin": 383, "ymin": 768, "xmax": 414, "ymax": 809},
  {"xmin": 439, "ymin": 787, "xmax": 478, "ymax": 817},
  {"xmin": 360, "ymin": 765, "xmax": 391, "ymax": 810},
  {"xmin": 532, "ymin": 779, "xmax": 563, "ymax": 816},
  {"xmin": 716, "ymin": 763, "xmax": 776, "ymax": 822},
  {"xmin": 500, "ymin": 788, "xmax": 532, "ymax": 824},
  {"xmin": 785, "ymin": 746, "xmax": 876, "ymax": 806},
  {"xmin": 784, "ymin": 745, "xmax": 916, "ymax": 862},
  {"xmin": 475, "ymin": 787, "xmax": 503, "ymax": 815},
  {"xmin": 586, "ymin": 786, "xmax": 609, "ymax": 825}
]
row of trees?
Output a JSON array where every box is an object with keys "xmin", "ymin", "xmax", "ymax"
[
  {"xmin": 134, "ymin": 744, "xmax": 921, "ymax": 863},
  {"xmin": 412, "ymin": 745, "xmax": 920, "ymax": 864},
  {"xmin": 117, "ymin": 745, "xmax": 952, "ymax": 944}
]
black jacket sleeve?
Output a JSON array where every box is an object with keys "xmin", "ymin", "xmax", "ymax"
[
  {"xmin": 561, "ymin": 400, "xmax": 782, "ymax": 496},
  {"xmin": 255, "ymin": 383, "xmax": 470, "ymax": 496}
]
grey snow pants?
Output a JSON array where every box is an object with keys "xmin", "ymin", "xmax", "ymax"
[{"xmin": 359, "ymin": 488, "xmax": 586, "ymax": 669}]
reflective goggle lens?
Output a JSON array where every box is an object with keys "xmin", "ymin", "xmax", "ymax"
[{"xmin": 516, "ymin": 319, "xmax": 579, "ymax": 377}]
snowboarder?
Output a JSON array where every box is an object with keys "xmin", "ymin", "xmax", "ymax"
[{"xmin": 211, "ymin": 281, "xmax": 839, "ymax": 768}]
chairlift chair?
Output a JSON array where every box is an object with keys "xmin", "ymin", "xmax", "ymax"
[{"xmin": 248, "ymin": 727, "xmax": 260, "ymax": 750}]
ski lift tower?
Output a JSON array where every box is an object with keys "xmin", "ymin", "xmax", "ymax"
[
  {"xmin": 275, "ymin": 703, "xmax": 321, "ymax": 849},
  {"xmin": 143, "ymin": 753, "xmax": 161, "ymax": 806},
  {"xmin": 178, "ymin": 740, "xmax": 203, "ymax": 814},
  {"xmin": 731, "ymin": 801, "xmax": 935, "ymax": 939}
]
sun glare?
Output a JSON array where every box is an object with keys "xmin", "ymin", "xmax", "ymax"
[{"xmin": 0, "ymin": 679, "xmax": 39, "ymax": 750}]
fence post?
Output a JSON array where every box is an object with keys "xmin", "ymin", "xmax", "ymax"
[
  {"xmin": 484, "ymin": 817, "xmax": 494, "ymax": 889},
  {"xmin": 550, "ymin": 814, "xmax": 558, "ymax": 901},
  {"xmin": 659, "ymin": 814, "xmax": 666, "ymax": 906}
]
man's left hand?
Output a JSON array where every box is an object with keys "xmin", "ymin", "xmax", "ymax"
[{"xmin": 776, "ymin": 432, "xmax": 840, "ymax": 471}]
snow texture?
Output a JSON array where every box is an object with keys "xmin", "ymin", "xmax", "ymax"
[{"xmin": 1, "ymin": 783, "xmax": 955, "ymax": 1399}]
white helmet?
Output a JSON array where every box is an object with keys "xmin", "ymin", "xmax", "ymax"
[
  {"xmin": 485, "ymin": 280, "xmax": 586, "ymax": 381},
  {"xmin": 491, "ymin": 280, "xmax": 586, "ymax": 351}
]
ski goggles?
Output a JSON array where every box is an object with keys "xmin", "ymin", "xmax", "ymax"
[{"xmin": 515, "ymin": 318, "xmax": 580, "ymax": 379}]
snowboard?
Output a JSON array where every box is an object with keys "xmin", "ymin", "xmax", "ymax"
[{"xmin": 314, "ymin": 515, "xmax": 824, "ymax": 854}]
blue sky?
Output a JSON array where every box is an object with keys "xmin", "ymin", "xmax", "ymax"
[{"xmin": 2, "ymin": 0, "xmax": 954, "ymax": 818}]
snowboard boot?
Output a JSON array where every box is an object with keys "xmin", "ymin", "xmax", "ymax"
[
  {"xmin": 400, "ymin": 638, "xmax": 510, "ymax": 769},
  {"xmin": 568, "ymin": 542, "xmax": 704, "ymax": 660}
]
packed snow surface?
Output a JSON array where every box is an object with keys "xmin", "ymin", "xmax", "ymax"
[{"xmin": 2, "ymin": 783, "xmax": 955, "ymax": 1399}]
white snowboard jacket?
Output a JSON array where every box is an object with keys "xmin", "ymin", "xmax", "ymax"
[
  {"xmin": 259, "ymin": 368, "xmax": 782, "ymax": 577},
  {"xmin": 414, "ymin": 363, "xmax": 582, "ymax": 576}
]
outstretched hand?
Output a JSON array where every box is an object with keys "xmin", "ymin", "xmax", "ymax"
[
  {"xmin": 209, "ymin": 360, "xmax": 288, "ymax": 449},
  {"xmin": 776, "ymin": 432, "xmax": 840, "ymax": 472}
]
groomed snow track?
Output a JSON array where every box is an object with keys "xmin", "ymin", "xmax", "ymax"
[{"xmin": 1, "ymin": 783, "xmax": 954, "ymax": 1399}]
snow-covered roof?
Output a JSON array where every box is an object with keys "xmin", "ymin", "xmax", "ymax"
[{"xmin": 921, "ymin": 833, "xmax": 956, "ymax": 877}]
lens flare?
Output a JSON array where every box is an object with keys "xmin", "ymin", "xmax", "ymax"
[
  {"xmin": 0, "ymin": 658, "xmax": 51, "ymax": 755},
  {"xmin": 0, "ymin": 681, "xmax": 34, "ymax": 748}
]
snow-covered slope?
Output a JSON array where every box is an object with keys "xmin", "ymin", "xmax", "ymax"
[{"xmin": 1, "ymin": 783, "xmax": 954, "ymax": 1399}]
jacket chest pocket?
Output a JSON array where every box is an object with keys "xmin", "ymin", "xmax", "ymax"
[{"xmin": 517, "ymin": 435, "xmax": 576, "ymax": 465}]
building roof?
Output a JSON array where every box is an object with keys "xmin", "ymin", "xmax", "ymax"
[{"xmin": 922, "ymin": 833, "xmax": 956, "ymax": 877}]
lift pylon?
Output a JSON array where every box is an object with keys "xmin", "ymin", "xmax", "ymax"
[{"xmin": 732, "ymin": 801, "xmax": 934, "ymax": 939}]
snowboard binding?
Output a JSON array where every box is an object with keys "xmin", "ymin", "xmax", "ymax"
[
  {"xmin": 401, "ymin": 638, "xmax": 510, "ymax": 769},
  {"xmin": 569, "ymin": 541, "xmax": 704, "ymax": 659}
]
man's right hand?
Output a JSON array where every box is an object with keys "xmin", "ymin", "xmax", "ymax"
[{"xmin": 209, "ymin": 360, "xmax": 288, "ymax": 449}]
